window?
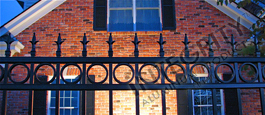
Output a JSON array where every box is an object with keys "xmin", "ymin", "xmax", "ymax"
[
  {"xmin": 192, "ymin": 74, "xmax": 224, "ymax": 115},
  {"xmin": 93, "ymin": 0, "xmax": 176, "ymax": 31},
  {"xmin": 108, "ymin": 0, "xmax": 162, "ymax": 31},
  {"xmin": 192, "ymin": 89, "xmax": 224, "ymax": 115},
  {"xmin": 48, "ymin": 78, "xmax": 80, "ymax": 115}
]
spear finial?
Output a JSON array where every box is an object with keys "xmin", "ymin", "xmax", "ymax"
[
  {"xmin": 106, "ymin": 33, "xmax": 115, "ymax": 57},
  {"xmin": 157, "ymin": 33, "xmax": 166, "ymax": 57},
  {"xmin": 80, "ymin": 33, "xmax": 89, "ymax": 57},
  {"xmin": 29, "ymin": 33, "xmax": 39, "ymax": 57},
  {"xmin": 4, "ymin": 33, "xmax": 15, "ymax": 57},
  {"xmin": 182, "ymin": 34, "xmax": 190, "ymax": 57},
  {"xmin": 55, "ymin": 33, "xmax": 65, "ymax": 57},
  {"xmin": 132, "ymin": 33, "xmax": 141, "ymax": 57},
  {"xmin": 206, "ymin": 34, "xmax": 214, "ymax": 57}
]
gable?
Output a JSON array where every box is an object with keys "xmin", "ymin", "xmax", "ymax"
[{"xmin": 0, "ymin": 0, "xmax": 259, "ymax": 38}]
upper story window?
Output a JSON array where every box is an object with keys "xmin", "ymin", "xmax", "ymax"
[
  {"xmin": 108, "ymin": 0, "xmax": 162, "ymax": 31},
  {"xmin": 93, "ymin": 0, "xmax": 176, "ymax": 31}
]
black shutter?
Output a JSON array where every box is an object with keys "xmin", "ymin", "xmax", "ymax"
[
  {"xmin": 86, "ymin": 75, "xmax": 95, "ymax": 115},
  {"xmin": 162, "ymin": 0, "xmax": 176, "ymax": 30},
  {"xmin": 33, "ymin": 76, "xmax": 47, "ymax": 115},
  {"xmin": 223, "ymin": 73, "xmax": 239, "ymax": 115},
  {"xmin": 177, "ymin": 90, "xmax": 189, "ymax": 115},
  {"xmin": 176, "ymin": 74, "xmax": 188, "ymax": 115},
  {"xmin": 93, "ymin": 0, "xmax": 107, "ymax": 31}
]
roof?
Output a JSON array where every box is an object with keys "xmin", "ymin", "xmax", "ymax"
[
  {"xmin": 205, "ymin": 0, "xmax": 259, "ymax": 30},
  {"xmin": 0, "ymin": 0, "xmax": 66, "ymax": 37},
  {"xmin": 0, "ymin": 0, "xmax": 259, "ymax": 37}
]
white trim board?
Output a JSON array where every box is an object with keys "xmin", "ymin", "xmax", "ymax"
[
  {"xmin": 205, "ymin": 0, "xmax": 259, "ymax": 30},
  {"xmin": 0, "ymin": 41, "xmax": 24, "ymax": 57},
  {"xmin": 0, "ymin": 0, "xmax": 66, "ymax": 37}
]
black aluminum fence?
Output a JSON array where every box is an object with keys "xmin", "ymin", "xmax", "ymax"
[{"xmin": 0, "ymin": 33, "xmax": 264, "ymax": 115}]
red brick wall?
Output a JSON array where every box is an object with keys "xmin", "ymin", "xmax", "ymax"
[{"xmin": 1, "ymin": 0, "xmax": 260, "ymax": 115}]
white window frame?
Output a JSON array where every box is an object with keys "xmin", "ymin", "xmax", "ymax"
[
  {"xmin": 47, "ymin": 76, "xmax": 80, "ymax": 115},
  {"xmin": 107, "ymin": 0, "xmax": 162, "ymax": 31},
  {"xmin": 191, "ymin": 73, "xmax": 225, "ymax": 115}
]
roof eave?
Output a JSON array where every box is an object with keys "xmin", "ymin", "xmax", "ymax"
[
  {"xmin": 0, "ymin": 0, "xmax": 66, "ymax": 37},
  {"xmin": 205, "ymin": 0, "xmax": 259, "ymax": 31}
]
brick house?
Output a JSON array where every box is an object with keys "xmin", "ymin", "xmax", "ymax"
[{"xmin": 0, "ymin": 0, "xmax": 263, "ymax": 115}]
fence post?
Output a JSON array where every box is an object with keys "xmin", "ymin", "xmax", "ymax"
[
  {"xmin": 1, "ymin": 33, "xmax": 14, "ymax": 115},
  {"xmin": 158, "ymin": 33, "xmax": 166, "ymax": 115},
  {"xmin": 28, "ymin": 33, "xmax": 38, "ymax": 115},
  {"xmin": 132, "ymin": 33, "xmax": 140, "ymax": 115},
  {"xmin": 107, "ymin": 33, "xmax": 115, "ymax": 115},
  {"xmin": 80, "ymin": 33, "xmax": 89, "ymax": 115},
  {"xmin": 254, "ymin": 35, "xmax": 265, "ymax": 115},
  {"xmin": 230, "ymin": 34, "xmax": 243, "ymax": 115},
  {"xmin": 54, "ymin": 33, "xmax": 64, "ymax": 115}
]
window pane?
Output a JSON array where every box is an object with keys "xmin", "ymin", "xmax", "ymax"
[
  {"xmin": 51, "ymin": 91, "xmax": 55, "ymax": 97},
  {"xmin": 194, "ymin": 107, "xmax": 201, "ymax": 115},
  {"xmin": 50, "ymin": 109, "xmax": 55, "ymax": 115},
  {"xmin": 203, "ymin": 106, "xmax": 213, "ymax": 115},
  {"xmin": 65, "ymin": 91, "xmax": 71, "ymax": 97},
  {"xmin": 72, "ymin": 91, "xmax": 78, "ymax": 97},
  {"xmin": 60, "ymin": 98, "xmax": 64, "ymax": 107},
  {"xmin": 73, "ymin": 108, "xmax": 79, "ymax": 115},
  {"xmin": 110, "ymin": 0, "xmax": 132, "ymax": 8},
  {"xmin": 50, "ymin": 98, "xmax": 55, "ymax": 107},
  {"xmin": 65, "ymin": 98, "xmax": 71, "ymax": 107},
  {"xmin": 72, "ymin": 97, "xmax": 78, "ymax": 107},
  {"xmin": 136, "ymin": 9, "xmax": 161, "ymax": 31},
  {"xmin": 194, "ymin": 96, "xmax": 201, "ymax": 105},
  {"xmin": 60, "ymin": 90, "xmax": 64, "ymax": 96},
  {"xmin": 65, "ymin": 109, "xmax": 70, "ymax": 115},
  {"xmin": 60, "ymin": 109, "xmax": 64, "ymax": 115},
  {"xmin": 217, "ymin": 106, "xmax": 222, "ymax": 115},
  {"xmin": 195, "ymin": 107, "xmax": 214, "ymax": 115},
  {"xmin": 109, "ymin": 10, "xmax": 133, "ymax": 31},
  {"xmin": 136, "ymin": 0, "xmax": 159, "ymax": 7}
]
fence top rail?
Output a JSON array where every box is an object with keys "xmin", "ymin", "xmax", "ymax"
[
  {"xmin": 0, "ymin": 83, "xmax": 265, "ymax": 90},
  {"xmin": 0, "ymin": 57, "xmax": 265, "ymax": 63}
]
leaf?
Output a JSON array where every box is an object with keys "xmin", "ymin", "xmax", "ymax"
[
  {"xmin": 243, "ymin": 65, "xmax": 248, "ymax": 71},
  {"xmin": 247, "ymin": 71, "xmax": 254, "ymax": 76},
  {"xmin": 252, "ymin": 24, "xmax": 256, "ymax": 30},
  {"xmin": 257, "ymin": 21, "xmax": 260, "ymax": 27}
]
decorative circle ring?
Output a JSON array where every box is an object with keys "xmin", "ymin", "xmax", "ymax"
[
  {"xmin": 61, "ymin": 63, "xmax": 82, "ymax": 84},
  {"xmin": 0, "ymin": 65, "xmax": 4, "ymax": 82},
  {"xmin": 34, "ymin": 63, "xmax": 56, "ymax": 84},
  {"xmin": 87, "ymin": 63, "xmax": 108, "ymax": 84},
  {"xmin": 190, "ymin": 63, "xmax": 211, "ymax": 84},
  {"xmin": 239, "ymin": 63, "xmax": 258, "ymax": 83},
  {"xmin": 8, "ymin": 63, "xmax": 30, "ymax": 84},
  {"xmin": 165, "ymin": 63, "xmax": 186, "ymax": 84},
  {"xmin": 113, "ymin": 63, "xmax": 134, "ymax": 84},
  {"xmin": 139, "ymin": 63, "xmax": 160, "ymax": 84},
  {"xmin": 215, "ymin": 63, "xmax": 235, "ymax": 83}
]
